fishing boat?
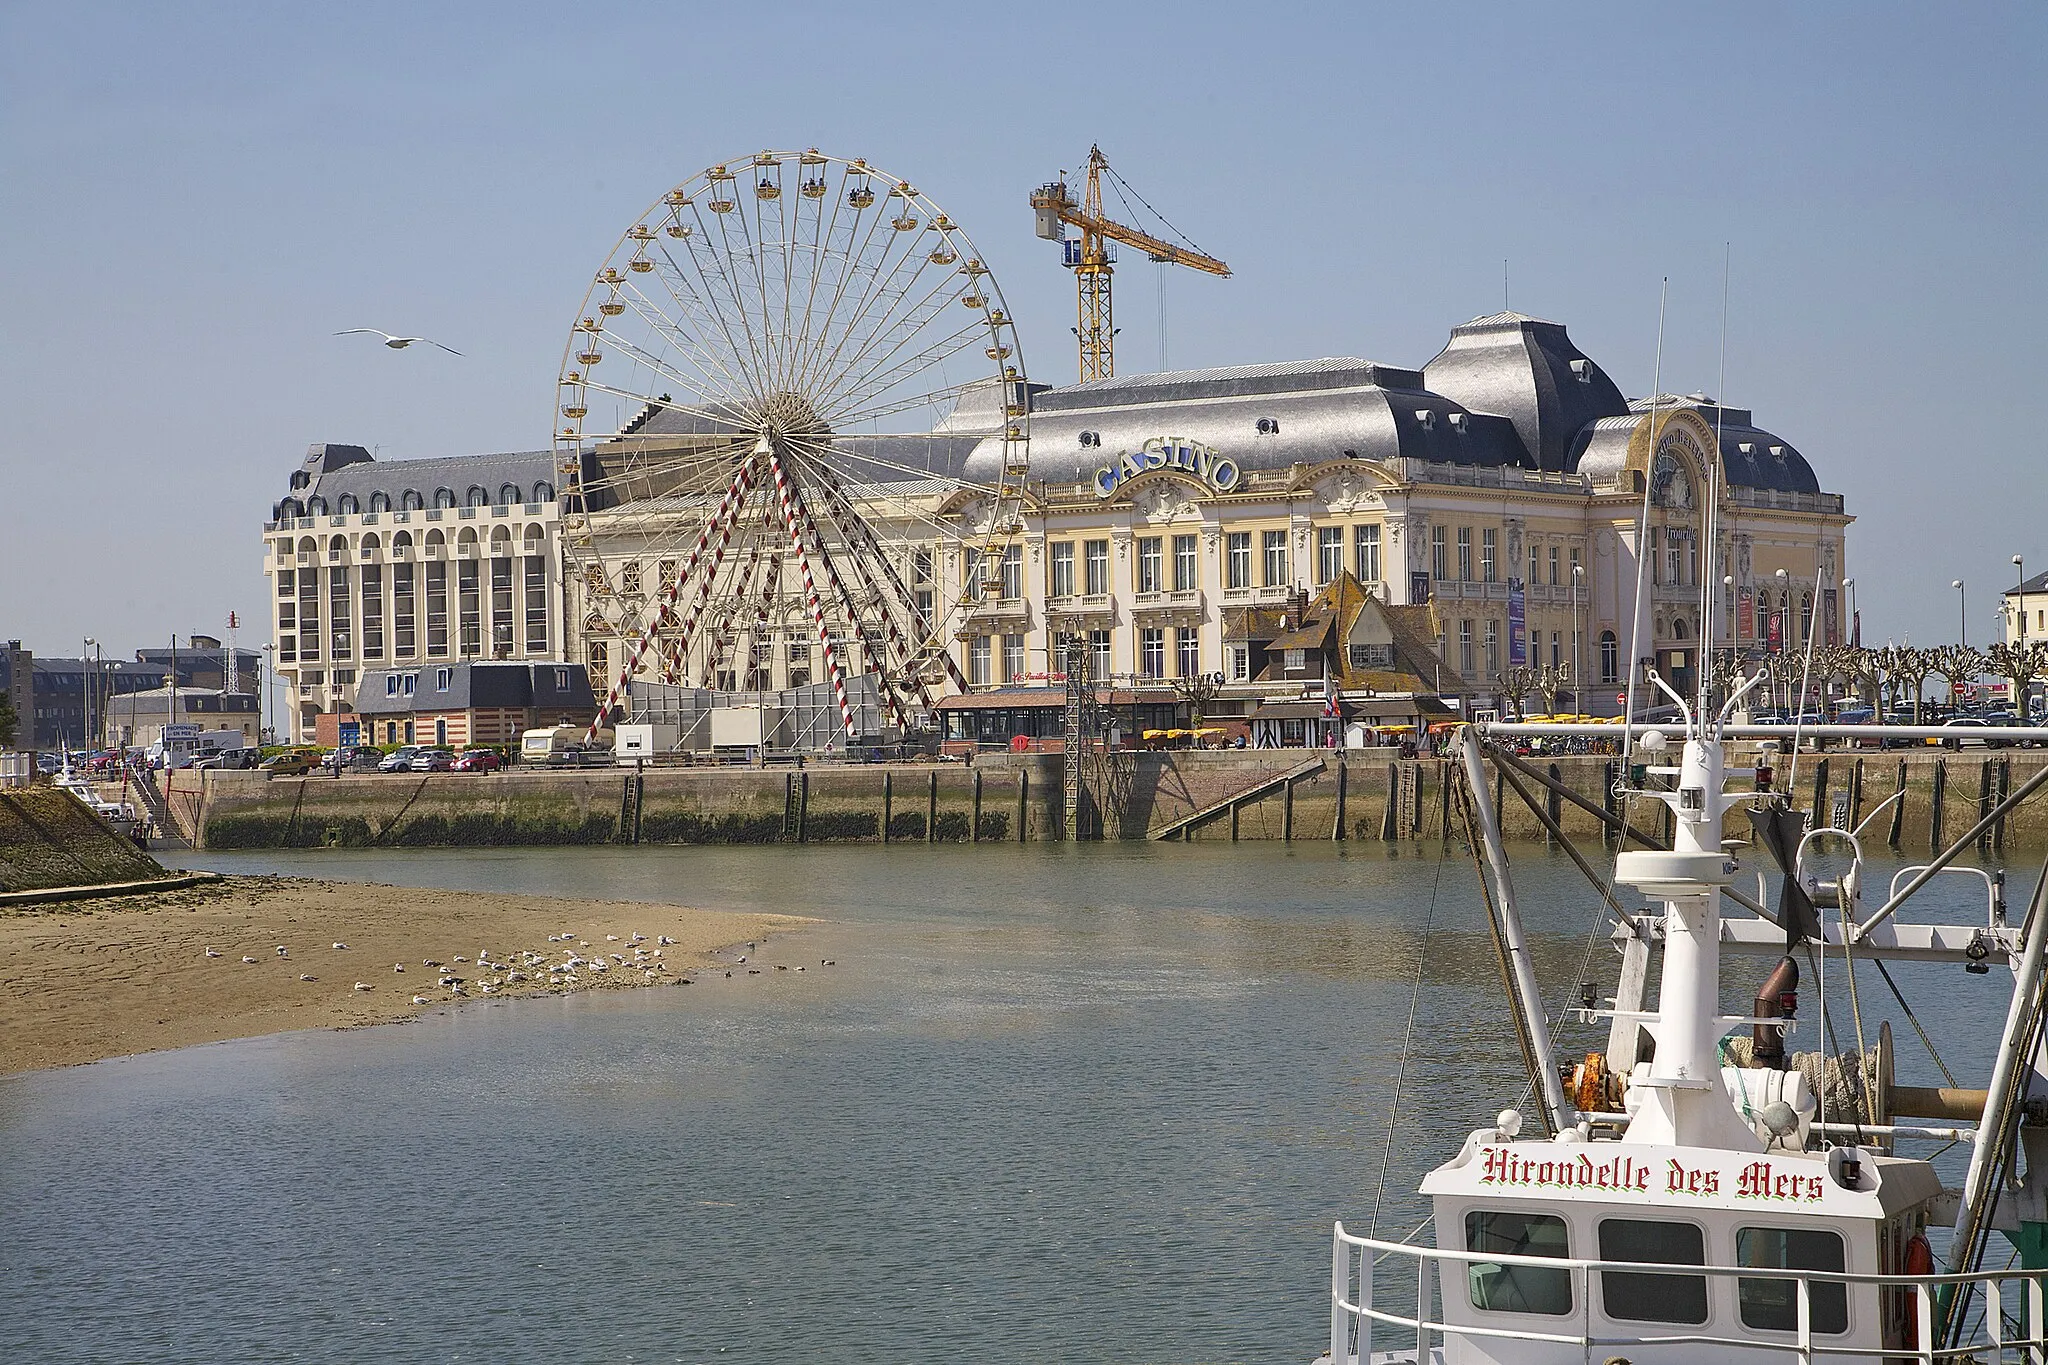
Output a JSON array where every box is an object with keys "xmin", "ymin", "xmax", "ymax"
[{"xmin": 1322, "ymin": 687, "xmax": 2048, "ymax": 1364}]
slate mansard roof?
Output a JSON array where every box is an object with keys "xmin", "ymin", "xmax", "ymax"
[
  {"xmin": 353, "ymin": 661, "xmax": 596, "ymax": 717},
  {"xmin": 274, "ymin": 314, "xmax": 1837, "ymax": 503}
]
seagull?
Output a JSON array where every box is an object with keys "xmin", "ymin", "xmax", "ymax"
[
  {"xmin": 334, "ymin": 328, "xmax": 462, "ymax": 355},
  {"xmin": 299, "ymin": 973, "xmax": 316, "ymax": 982},
  {"xmin": 203, "ymin": 948, "xmax": 221, "ymax": 958},
  {"xmin": 275, "ymin": 945, "xmax": 289, "ymax": 958},
  {"xmin": 332, "ymin": 942, "xmax": 348, "ymax": 950},
  {"xmin": 241, "ymin": 955, "xmax": 258, "ymax": 964},
  {"xmin": 353, "ymin": 981, "xmax": 373, "ymax": 991},
  {"xmin": 411, "ymin": 995, "xmax": 431, "ymax": 1005}
]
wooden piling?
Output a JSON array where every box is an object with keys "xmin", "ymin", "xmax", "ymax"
[
  {"xmin": 1994, "ymin": 759, "xmax": 2010, "ymax": 854},
  {"xmin": 1332, "ymin": 761, "xmax": 1348, "ymax": 841},
  {"xmin": 1888, "ymin": 759, "xmax": 1907, "ymax": 849},
  {"xmin": 797, "ymin": 771, "xmax": 810, "ymax": 844},
  {"xmin": 1381, "ymin": 763, "xmax": 1399, "ymax": 841},
  {"xmin": 881, "ymin": 771, "xmax": 893, "ymax": 843},
  {"xmin": 1547, "ymin": 763, "xmax": 1563, "ymax": 847},
  {"xmin": 927, "ymin": 770, "xmax": 939, "ymax": 844},
  {"xmin": 1849, "ymin": 758, "xmax": 1865, "ymax": 832},
  {"xmin": 1017, "ymin": 769, "xmax": 1029, "ymax": 843},
  {"xmin": 1811, "ymin": 758, "xmax": 1829, "ymax": 830},
  {"xmin": 1930, "ymin": 759, "xmax": 1947, "ymax": 855},
  {"xmin": 1282, "ymin": 779, "xmax": 1295, "ymax": 842},
  {"xmin": 972, "ymin": 770, "xmax": 983, "ymax": 842}
]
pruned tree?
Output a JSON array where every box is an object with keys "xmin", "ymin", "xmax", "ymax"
[
  {"xmin": 1879, "ymin": 645, "xmax": 1939, "ymax": 724},
  {"xmin": 1932, "ymin": 644, "xmax": 1988, "ymax": 711},
  {"xmin": 1844, "ymin": 646, "xmax": 1886, "ymax": 713},
  {"xmin": 1534, "ymin": 662, "xmax": 1571, "ymax": 718},
  {"xmin": 0, "ymin": 692, "xmax": 14, "ymax": 749},
  {"xmin": 1986, "ymin": 640, "xmax": 2048, "ymax": 718},
  {"xmin": 1495, "ymin": 666, "xmax": 1537, "ymax": 721}
]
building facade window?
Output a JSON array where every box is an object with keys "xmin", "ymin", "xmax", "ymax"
[
  {"xmin": 1001, "ymin": 633, "xmax": 1025, "ymax": 682},
  {"xmin": 1262, "ymin": 529, "xmax": 1288, "ymax": 587},
  {"xmin": 1484, "ymin": 619, "xmax": 1500, "ymax": 676},
  {"xmin": 1176, "ymin": 627, "xmax": 1199, "ymax": 678},
  {"xmin": 1226, "ymin": 532, "xmax": 1252, "ymax": 589},
  {"xmin": 1459, "ymin": 619, "xmax": 1474, "ymax": 677},
  {"xmin": 1528, "ymin": 542, "xmax": 1539, "ymax": 587},
  {"xmin": 1000, "ymin": 544, "xmax": 1023, "ymax": 601},
  {"xmin": 458, "ymin": 560, "xmax": 481, "ymax": 657},
  {"xmin": 1139, "ymin": 627, "xmax": 1165, "ymax": 678},
  {"xmin": 1600, "ymin": 630, "xmax": 1619, "ymax": 683},
  {"xmin": 1457, "ymin": 527, "xmax": 1473, "ymax": 582},
  {"xmin": 524, "ymin": 556, "xmax": 548, "ymax": 654},
  {"xmin": 394, "ymin": 563, "xmax": 416, "ymax": 658},
  {"xmin": 361, "ymin": 563, "xmax": 384, "ymax": 659},
  {"xmin": 1089, "ymin": 629, "xmax": 1111, "ymax": 678},
  {"xmin": 1137, "ymin": 537, "xmax": 1163, "ymax": 594},
  {"xmin": 1648, "ymin": 528, "xmax": 1661, "ymax": 586},
  {"xmin": 967, "ymin": 636, "xmax": 991, "ymax": 686},
  {"xmin": 1227, "ymin": 644, "xmax": 1249, "ymax": 681},
  {"xmin": 1050, "ymin": 541, "xmax": 1075, "ymax": 597},
  {"xmin": 1317, "ymin": 527, "xmax": 1343, "ymax": 585},
  {"xmin": 1432, "ymin": 526, "xmax": 1448, "ymax": 580},
  {"xmin": 1549, "ymin": 545, "xmax": 1560, "ymax": 586},
  {"xmin": 426, "ymin": 562, "xmax": 448, "ymax": 657},
  {"xmin": 1481, "ymin": 528, "xmax": 1497, "ymax": 583},
  {"xmin": 1172, "ymin": 534, "xmax": 1197, "ymax": 591},
  {"xmin": 1084, "ymin": 540, "xmax": 1110, "ymax": 596},
  {"xmin": 298, "ymin": 569, "xmax": 320, "ymax": 662},
  {"xmin": 329, "ymin": 564, "xmax": 352, "ymax": 660},
  {"xmin": 1355, "ymin": 524, "xmax": 1381, "ymax": 584}
]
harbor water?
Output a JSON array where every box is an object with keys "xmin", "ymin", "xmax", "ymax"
[{"xmin": 0, "ymin": 841, "xmax": 2017, "ymax": 1363}]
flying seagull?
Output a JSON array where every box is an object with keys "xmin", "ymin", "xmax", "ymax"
[{"xmin": 335, "ymin": 329, "xmax": 462, "ymax": 355}]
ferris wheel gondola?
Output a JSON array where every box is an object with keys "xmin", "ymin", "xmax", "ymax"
[{"xmin": 553, "ymin": 149, "xmax": 1030, "ymax": 741}]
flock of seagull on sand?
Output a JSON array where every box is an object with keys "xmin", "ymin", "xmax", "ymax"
[{"xmin": 201, "ymin": 932, "xmax": 838, "ymax": 1006}]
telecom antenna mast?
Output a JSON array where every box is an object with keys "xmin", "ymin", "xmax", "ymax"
[{"xmin": 1031, "ymin": 146, "xmax": 1229, "ymax": 382}]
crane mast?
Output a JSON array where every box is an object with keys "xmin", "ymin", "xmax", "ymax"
[{"xmin": 1031, "ymin": 146, "xmax": 1228, "ymax": 383}]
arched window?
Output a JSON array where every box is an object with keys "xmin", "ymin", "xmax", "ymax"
[
  {"xmin": 297, "ymin": 536, "xmax": 318, "ymax": 556},
  {"xmin": 498, "ymin": 483, "xmax": 520, "ymax": 506},
  {"xmin": 425, "ymin": 528, "xmax": 446, "ymax": 552},
  {"xmin": 457, "ymin": 526, "xmax": 479, "ymax": 548},
  {"xmin": 1671, "ymin": 617, "xmax": 1688, "ymax": 640},
  {"xmin": 533, "ymin": 481, "xmax": 555, "ymax": 503},
  {"xmin": 338, "ymin": 494, "xmax": 360, "ymax": 515},
  {"xmin": 361, "ymin": 532, "xmax": 381, "ymax": 553},
  {"xmin": 369, "ymin": 491, "xmax": 391, "ymax": 512},
  {"xmin": 522, "ymin": 524, "xmax": 545, "ymax": 550},
  {"xmin": 401, "ymin": 489, "xmax": 424, "ymax": 511},
  {"xmin": 466, "ymin": 485, "xmax": 489, "ymax": 507},
  {"xmin": 393, "ymin": 530, "xmax": 414, "ymax": 554},
  {"xmin": 277, "ymin": 499, "xmax": 301, "ymax": 521},
  {"xmin": 489, "ymin": 525, "xmax": 512, "ymax": 555},
  {"xmin": 290, "ymin": 470, "xmax": 311, "ymax": 490},
  {"xmin": 1599, "ymin": 630, "xmax": 1619, "ymax": 684},
  {"xmin": 434, "ymin": 488, "xmax": 456, "ymax": 509},
  {"xmin": 1754, "ymin": 593, "xmax": 1768, "ymax": 639},
  {"xmin": 307, "ymin": 496, "xmax": 329, "ymax": 516},
  {"xmin": 1800, "ymin": 592, "xmax": 1814, "ymax": 643}
]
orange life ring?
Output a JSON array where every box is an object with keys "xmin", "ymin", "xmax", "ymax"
[{"xmin": 1901, "ymin": 1232, "xmax": 1934, "ymax": 1344}]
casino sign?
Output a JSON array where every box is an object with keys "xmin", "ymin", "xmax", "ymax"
[{"xmin": 1094, "ymin": 437, "xmax": 1241, "ymax": 500}]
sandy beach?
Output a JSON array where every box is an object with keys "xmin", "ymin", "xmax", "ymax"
[{"xmin": 0, "ymin": 875, "xmax": 812, "ymax": 1075}]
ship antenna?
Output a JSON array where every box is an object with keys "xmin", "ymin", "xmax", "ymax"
[{"xmin": 1622, "ymin": 278, "xmax": 1668, "ymax": 766}]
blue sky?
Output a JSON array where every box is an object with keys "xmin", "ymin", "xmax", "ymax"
[{"xmin": 3, "ymin": 1, "xmax": 2043, "ymax": 659}]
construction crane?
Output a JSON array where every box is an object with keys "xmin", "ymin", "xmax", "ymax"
[{"xmin": 1030, "ymin": 146, "xmax": 1229, "ymax": 383}]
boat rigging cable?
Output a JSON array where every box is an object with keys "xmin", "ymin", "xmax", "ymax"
[{"xmin": 1366, "ymin": 812, "xmax": 1453, "ymax": 1239}]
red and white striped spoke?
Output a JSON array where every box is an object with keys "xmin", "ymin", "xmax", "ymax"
[{"xmin": 767, "ymin": 449, "xmax": 857, "ymax": 739}]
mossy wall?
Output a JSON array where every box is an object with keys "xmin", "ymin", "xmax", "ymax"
[{"xmin": 0, "ymin": 787, "xmax": 166, "ymax": 892}]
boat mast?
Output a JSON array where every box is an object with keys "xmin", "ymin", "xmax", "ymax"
[{"xmin": 1613, "ymin": 677, "xmax": 1767, "ymax": 1151}]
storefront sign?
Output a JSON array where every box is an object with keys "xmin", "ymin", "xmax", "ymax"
[{"xmin": 1094, "ymin": 438, "xmax": 1240, "ymax": 499}]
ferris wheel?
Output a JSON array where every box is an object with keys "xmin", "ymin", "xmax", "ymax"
[{"xmin": 554, "ymin": 149, "xmax": 1031, "ymax": 739}]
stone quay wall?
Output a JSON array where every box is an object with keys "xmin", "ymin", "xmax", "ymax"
[{"xmin": 191, "ymin": 748, "xmax": 2048, "ymax": 853}]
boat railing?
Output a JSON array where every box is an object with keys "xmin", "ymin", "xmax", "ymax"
[{"xmin": 1331, "ymin": 1222, "xmax": 2048, "ymax": 1364}]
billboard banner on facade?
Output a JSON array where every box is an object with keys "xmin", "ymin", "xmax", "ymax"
[
  {"xmin": 1410, "ymin": 570, "xmax": 1430, "ymax": 605},
  {"xmin": 1507, "ymin": 578, "xmax": 1527, "ymax": 666},
  {"xmin": 1739, "ymin": 587, "xmax": 1754, "ymax": 640},
  {"xmin": 1823, "ymin": 589, "xmax": 1839, "ymax": 646}
]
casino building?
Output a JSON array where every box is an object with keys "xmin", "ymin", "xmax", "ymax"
[{"xmin": 262, "ymin": 311, "xmax": 1850, "ymax": 743}]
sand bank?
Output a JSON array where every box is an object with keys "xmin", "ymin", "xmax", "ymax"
[{"xmin": 0, "ymin": 875, "xmax": 811, "ymax": 1075}]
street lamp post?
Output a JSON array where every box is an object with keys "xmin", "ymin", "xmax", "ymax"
[
  {"xmin": 2018, "ymin": 555, "xmax": 2030, "ymax": 716},
  {"xmin": 1843, "ymin": 577, "xmax": 1857, "ymax": 649},
  {"xmin": 1953, "ymin": 579, "xmax": 1967, "ymax": 647}
]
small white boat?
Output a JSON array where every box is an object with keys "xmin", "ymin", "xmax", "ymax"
[
  {"xmin": 52, "ymin": 766, "xmax": 141, "ymax": 840},
  {"xmin": 1322, "ymin": 692, "xmax": 2048, "ymax": 1364}
]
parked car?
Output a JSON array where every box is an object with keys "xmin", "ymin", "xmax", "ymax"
[
  {"xmin": 1938, "ymin": 717, "xmax": 2005, "ymax": 750},
  {"xmin": 452, "ymin": 750, "xmax": 503, "ymax": 773},
  {"xmin": 377, "ymin": 746, "xmax": 422, "ymax": 773},
  {"xmin": 191, "ymin": 748, "xmax": 258, "ymax": 771},
  {"xmin": 320, "ymin": 745, "xmax": 383, "ymax": 772},
  {"xmin": 259, "ymin": 750, "xmax": 320, "ymax": 776},
  {"xmin": 409, "ymin": 748, "xmax": 457, "ymax": 772}
]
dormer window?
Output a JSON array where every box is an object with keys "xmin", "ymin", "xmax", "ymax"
[
  {"xmin": 1769, "ymin": 445, "xmax": 1787, "ymax": 461},
  {"xmin": 1255, "ymin": 417, "xmax": 1279, "ymax": 436},
  {"xmin": 290, "ymin": 470, "xmax": 311, "ymax": 490},
  {"xmin": 1570, "ymin": 358, "xmax": 1592, "ymax": 384},
  {"xmin": 1448, "ymin": 412, "xmax": 1469, "ymax": 433},
  {"xmin": 1415, "ymin": 409, "xmax": 1436, "ymax": 430}
]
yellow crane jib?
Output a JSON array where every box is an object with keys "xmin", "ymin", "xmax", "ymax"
[{"xmin": 1029, "ymin": 146, "xmax": 1229, "ymax": 383}]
